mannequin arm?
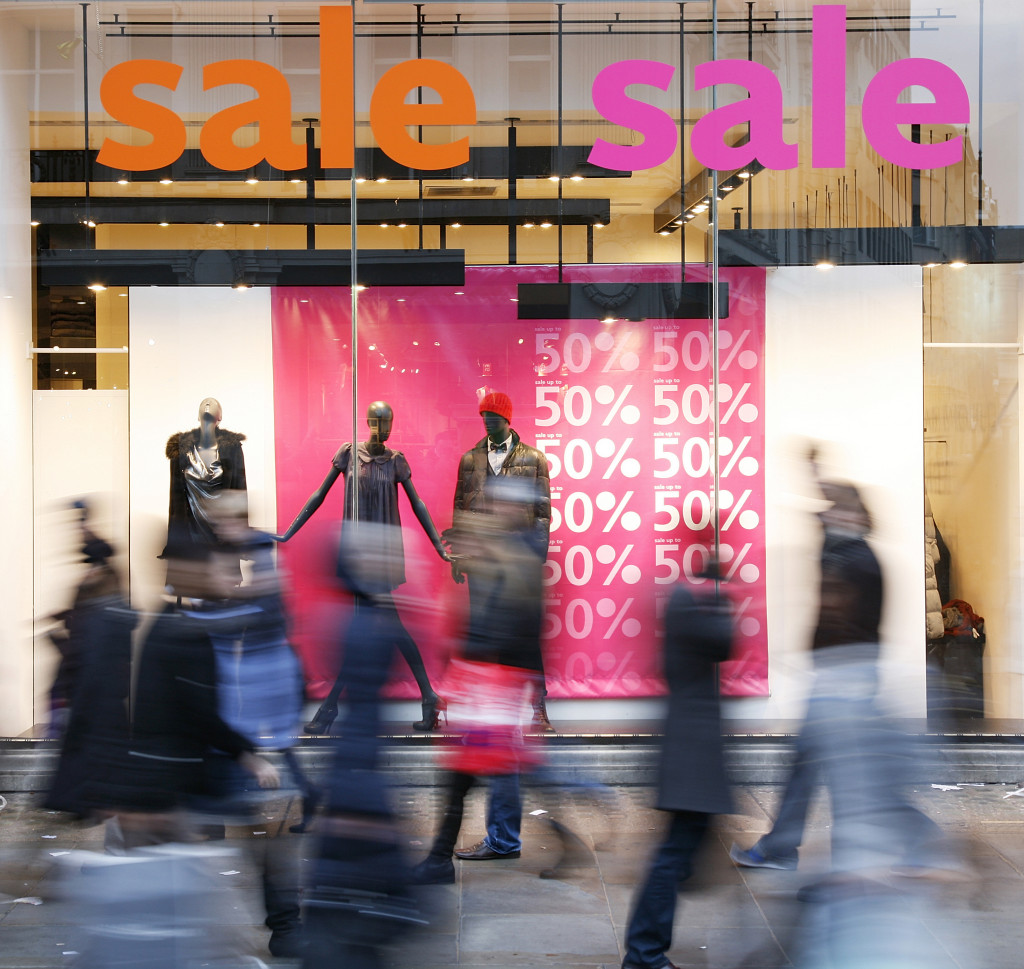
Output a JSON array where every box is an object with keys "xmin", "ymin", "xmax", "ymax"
[
  {"xmin": 400, "ymin": 476, "xmax": 451, "ymax": 561},
  {"xmin": 274, "ymin": 465, "xmax": 342, "ymax": 542}
]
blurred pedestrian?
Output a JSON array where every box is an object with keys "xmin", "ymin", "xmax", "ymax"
[
  {"xmin": 731, "ymin": 468, "xmax": 950, "ymax": 887},
  {"xmin": 44, "ymin": 502, "xmax": 136, "ymax": 820},
  {"xmin": 620, "ymin": 565, "xmax": 733, "ymax": 969},
  {"xmin": 445, "ymin": 394, "xmax": 551, "ymax": 864}
]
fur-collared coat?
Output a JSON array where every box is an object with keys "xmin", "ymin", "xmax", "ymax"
[{"xmin": 163, "ymin": 427, "xmax": 247, "ymax": 558}]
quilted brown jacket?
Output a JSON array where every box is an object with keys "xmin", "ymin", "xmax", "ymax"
[{"xmin": 452, "ymin": 430, "xmax": 550, "ymax": 561}]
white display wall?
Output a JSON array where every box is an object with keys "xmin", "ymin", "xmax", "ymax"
[
  {"xmin": 127, "ymin": 287, "xmax": 277, "ymax": 612},
  {"xmin": 750, "ymin": 264, "xmax": 926, "ymax": 719}
]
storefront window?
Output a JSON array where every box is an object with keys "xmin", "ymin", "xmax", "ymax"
[{"xmin": 4, "ymin": 0, "xmax": 1022, "ymax": 734}]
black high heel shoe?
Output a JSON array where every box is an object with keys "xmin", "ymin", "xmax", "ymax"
[
  {"xmin": 304, "ymin": 704, "xmax": 337, "ymax": 735},
  {"xmin": 412, "ymin": 696, "xmax": 448, "ymax": 731}
]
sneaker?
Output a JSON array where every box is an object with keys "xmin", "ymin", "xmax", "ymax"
[{"xmin": 729, "ymin": 842, "xmax": 798, "ymax": 870}]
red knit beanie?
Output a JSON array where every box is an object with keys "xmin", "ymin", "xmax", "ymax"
[{"xmin": 478, "ymin": 391, "xmax": 513, "ymax": 423}]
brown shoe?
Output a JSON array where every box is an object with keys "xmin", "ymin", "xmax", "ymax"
[
  {"xmin": 454, "ymin": 840, "xmax": 521, "ymax": 860},
  {"xmin": 531, "ymin": 695, "xmax": 555, "ymax": 733}
]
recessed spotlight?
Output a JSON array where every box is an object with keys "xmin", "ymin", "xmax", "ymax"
[
  {"xmin": 159, "ymin": 178, "xmax": 173, "ymax": 185},
  {"xmin": 738, "ymin": 171, "xmax": 752, "ymax": 179},
  {"xmin": 30, "ymin": 220, "xmax": 40, "ymax": 227},
  {"xmin": 462, "ymin": 176, "xmax": 474, "ymax": 182},
  {"xmin": 923, "ymin": 262, "xmax": 939, "ymax": 269},
  {"xmin": 117, "ymin": 179, "xmax": 129, "ymax": 186},
  {"xmin": 355, "ymin": 177, "xmax": 367, "ymax": 184},
  {"xmin": 950, "ymin": 260, "xmax": 968, "ymax": 269},
  {"xmin": 570, "ymin": 175, "xmax": 584, "ymax": 182},
  {"xmin": 159, "ymin": 222, "xmax": 170, "ymax": 227},
  {"xmin": 658, "ymin": 230, "xmax": 671, "ymax": 236},
  {"xmin": 523, "ymin": 221, "xmax": 535, "ymax": 228},
  {"xmin": 815, "ymin": 260, "xmax": 835, "ymax": 272},
  {"xmin": 674, "ymin": 220, "xmax": 684, "ymax": 226},
  {"xmin": 245, "ymin": 177, "xmax": 259, "ymax": 185},
  {"xmin": 548, "ymin": 175, "xmax": 560, "ymax": 182},
  {"xmin": 215, "ymin": 221, "xmax": 225, "ymax": 227},
  {"xmin": 355, "ymin": 284, "xmax": 367, "ymax": 291},
  {"xmin": 290, "ymin": 178, "xmax": 303, "ymax": 184},
  {"xmin": 252, "ymin": 223, "xmax": 261, "ymax": 227},
  {"xmin": 398, "ymin": 223, "xmax": 407, "ymax": 228},
  {"xmin": 87, "ymin": 283, "xmax": 106, "ymax": 292},
  {"xmin": 376, "ymin": 177, "xmax": 388, "ymax": 184},
  {"xmin": 233, "ymin": 283, "xmax": 250, "ymax": 291},
  {"xmin": 379, "ymin": 223, "xmax": 389, "ymax": 228},
  {"xmin": 449, "ymin": 222, "xmax": 461, "ymax": 228},
  {"xmin": 540, "ymin": 221, "xmax": 552, "ymax": 228},
  {"xmin": 594, "ymin": 222, "xmax": 605, "ymax": 228}
]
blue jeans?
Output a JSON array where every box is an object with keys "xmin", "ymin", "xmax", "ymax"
[
  {"xmin": 483, "ymin": 772, "xmax": 522, "ymax": 854},
  {"xmin": 623, "ymin": 811, "xmax": 710, "ymax": 969},
  {"xmin": 756, "ymin": 724, "xmax": 815, "ymax": 861}
]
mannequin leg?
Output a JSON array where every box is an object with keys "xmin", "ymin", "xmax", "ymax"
[
  {"xmin": 412, "ymin": 772, "xmax": 475, "ymax": 884},
  {"xmin": 388, "ymin": 604, "xmax": 445, "ymax": 731}
]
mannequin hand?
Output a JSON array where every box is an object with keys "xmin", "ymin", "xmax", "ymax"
[
  {"xmin": 238, "ymin": 751, "xmax": 280, "ymax": 789},
  {"xmin": 450, "ymin": 557, "xmax": 466, "ymax": 584},
  {"xmin": 436, "ymin": 546, "xmax": 454, "ymax": 564}
]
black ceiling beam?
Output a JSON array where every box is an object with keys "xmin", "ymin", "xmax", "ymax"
[
  {"xmin": 32, "ymin": 196, "xmax": 611, "ymax": 228},
  {"xmin": 35, "ymin": 249, "xmax": 466, "ymax": 287},
  {"xmin": 517, "ymin": 282, "xmax": 730, "ymax": 321},
  {"xmin": 31, "ymin": 146, "xmax": 630, "ymax": 184}
]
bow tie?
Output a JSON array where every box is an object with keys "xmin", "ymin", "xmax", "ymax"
[{"xmin": 490, "ymin": 443, "xmax": 508, "ymax": 453}]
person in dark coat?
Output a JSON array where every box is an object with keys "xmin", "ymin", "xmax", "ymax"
[
  {"xmin": 621, "ymin": 572, "xmax": 733, "ymax": 969},
  {"xmin": 44, "ymin": 510, "xmax": 136, "ymax": 818}
]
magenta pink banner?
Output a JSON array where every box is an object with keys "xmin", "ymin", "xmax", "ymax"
[{"xmin": 272, "ymin": 264, "xmax": 767, "ymax": 699}]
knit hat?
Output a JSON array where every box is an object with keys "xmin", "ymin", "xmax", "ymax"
[{"xmin": 478, "ymin": 391, "xmax": 513, "ymax": 423}]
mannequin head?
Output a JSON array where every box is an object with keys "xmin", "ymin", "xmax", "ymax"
[
  {"xmin": 198, "ymin": 397, "xmax": 223, "ymax": 425},
  {"xmin": 481, "ymin": 411, "xmax": 510, "ymax": 445},
  {"xmin": 478, "ymin": 391, "xmax": 512, "ymax": 445},
  {"xmin": 366, "ymin": 400, "xmax": 394, "ymax": 446}
]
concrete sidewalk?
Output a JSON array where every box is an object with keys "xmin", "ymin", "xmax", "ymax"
[{"xmin": 2, "ymin": 780, "xmax": 1023, "ymax": 968}]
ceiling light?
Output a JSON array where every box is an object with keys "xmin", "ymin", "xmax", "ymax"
[
  {"xmin": 815, "ymin": 260, "xmax": 835, "ymax": 271},
  {"xmin": 570, "ymin": 175, "xmax": 584, "ymax": 182},
  {"xmin": 215, "ymin": 222, "xmax": 225, "ymax": 227},
  {"xmin": 523, "ymin": 221, "xmax": 535, "ymax": 228},
  {"xmin": 449, "ymin": 222, "xmax": 461, "ymax": 228},
  {"xmin": 658, "ymin": 230, "xmax": 671, "ymax": 237},
  {"xmin": 602, "ymin": 316, "xmax": 617, "ymax": 324},
  {"xmin": 398, "ymin": 223, "xmax": 407, "ymax": 228},
  {"xmin": 674, "ymin": 219, "xmax": 684, "ymax": 226},
  {"xmin": 950, "ymin": 260, "xmax": 968, "ymax": 269},
  {"xmin": 30, "ymin": 220, "xmax": 40, "ymax": 227},
  {"xmin": 923, "ymin": 262, "xmax": 939, "ymax": 269},
  {"xmin": 548, "ymin": 175, "xmax": 560, "ymax": 182},
  {"xmin": 233, "ymin": 283, "xmax": 249, "ymax": 290},
  {"xmin": 594, "ymin": 222, "xmax": 605, "ymax": 228},
  {"xmin": 354, "ymin": 284, "xmax": 367, "ymax": 291},
  {"xmin": 379, "ymin": 222, "xmax": 389, "ymax": 228},
  {"xmin": 722, "ymin": 183, "xmax": 734, "ymax": 192},
  {"xmin": 252, "ymin": 222, "xmax": 261, "ymax": 227},
  {"xmin": 159, "ymin": 178, "xmax": 173, "ymax": 185},
  {"xmin": 87, "ymin": 283, "xmax": 106, "ymax": 292},
  {"xmin": 737, "ymin": 171, "xmax": 752, "ymax": 179},
  {"xmin": 117, "ymin": 179, "xmax": 129, "ymax": 186},
  {"xmin": 245, "ymin": 177, "xmax": 259, "ymax": 185},
  {"xmin": 376, "ymin": 177, "xmax": 388, "ymax": 184},
  {"xmin": 290, "ymin": 178, "xmax": 303, "ymax": 184},
  {"xmin": 462, "ymin": 176, "xmax": 474, "ymax": 182},
  {"xmin": 355, "ymin": 177, "xmax": 367, "ymax": 184},
  {"xmin": 540, "ymin": 220, "xmax": 552, "ymax": 228},
  {"xmin": 159, "ymin": 222, "xmax": 170, "ymax": 227}
]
